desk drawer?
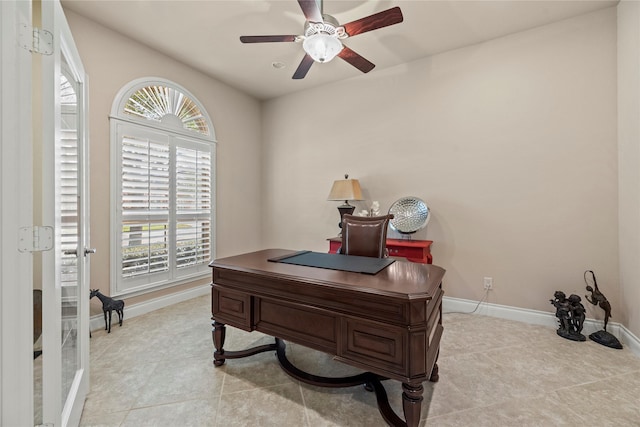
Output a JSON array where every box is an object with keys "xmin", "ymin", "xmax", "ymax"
[
  {"xmin": 212, "ymin": 287, "xmax": 252, "ymax": 330},
  {"xmin": 340, "ymin": 318, "xmax": 406, "ymax": 375},
  {"xmin": 255, "ymin": 298, "xmax": 338, "ymax": 354}
]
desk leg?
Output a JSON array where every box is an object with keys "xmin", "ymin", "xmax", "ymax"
[
  {"xmin": 430, "ymin": 341, "xmax": 440, "ymax": 382},
  {"xmin": 212, "ymin": 320, "xmax": 226, "ymax": 366},
  {"xmin": 430, "ymin": 362, "xmax": 439, "ymax": 382},
  {"xmin": 402, "ymin": 382, "xmax": 424, "ymax": 427}
]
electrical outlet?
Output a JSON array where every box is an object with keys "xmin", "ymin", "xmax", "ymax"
[{"xmin": 483, "ymin": 277, "xmax": 493, "ymax": 290}]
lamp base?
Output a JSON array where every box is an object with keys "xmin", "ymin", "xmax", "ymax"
[{"xmin": 337, "ymin": 203, "xmax": 355, "ymax": 236}]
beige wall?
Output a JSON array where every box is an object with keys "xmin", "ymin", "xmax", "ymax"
[
  {"xmin": 262, "ymin": 9, "xmax": 620, "ymax": 319},
  {"xmin": 65, "ymin": 6, "xmax": 632, "ymax": 333},
  {"xmin": 64, "ymin": 10, "xmax": 264, "ymax": 314},
  {"xmin": 618, "ymin": 1, "xmax": 640, "ymax": 338}
]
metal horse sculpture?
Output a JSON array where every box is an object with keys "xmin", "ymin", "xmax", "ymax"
[{"xmin": 90, "ymin": 289, "xmax": 124, "ymax": 333}]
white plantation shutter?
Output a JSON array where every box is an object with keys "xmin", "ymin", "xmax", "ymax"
[
  {"xmin": 123, "ymin": 85, "xmax": 210, "ymax": 136},
  {"xmin": 60, "ymin": 127, "xmax": 78, "ymax": 286},
  {"xmin": 60, "ymin": 74, "xmax": 79, "ymax": 287},
  {"xmin": 176, "ymin": 146, "xmax": 212, "ymax": 269},
  {"xmin": 121, "ymin": 134, "xmax": 170, "ymax": 280}
]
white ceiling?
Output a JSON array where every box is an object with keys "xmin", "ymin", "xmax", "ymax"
[{"xmin": 61, "ymin": 0, "xmax": 618, "ymax": 100}]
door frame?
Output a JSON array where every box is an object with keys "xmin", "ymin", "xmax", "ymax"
[{"xmin": 1, "ymin": 1, "xmax": 35, "ymax": 425}]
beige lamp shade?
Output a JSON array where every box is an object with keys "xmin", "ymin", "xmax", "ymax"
[
  {"xmin": 327, "ymin": 175, "xmax": 363, "ymax": 203},
  {"xmin": 328, "ymin": 175, "xmax": 363, "ymax": 236}
]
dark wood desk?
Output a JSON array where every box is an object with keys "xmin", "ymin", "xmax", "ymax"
[{"xmin": 209, "ymin": 249, "xmax": 445, "ymax": 427}]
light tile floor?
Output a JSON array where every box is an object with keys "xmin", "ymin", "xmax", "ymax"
[{"xmin": 80, "ymin": 295, "xmax": 640, "ymax": 426}]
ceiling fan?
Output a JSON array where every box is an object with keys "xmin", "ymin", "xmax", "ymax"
[{"xmin": 239, "ymin": 0, "xmax": 404, "ymax": 79}]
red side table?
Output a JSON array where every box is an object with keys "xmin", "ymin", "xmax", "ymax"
[{"xmin": 327, "ymin": 237, "xmax": 433, "ymax": 264}]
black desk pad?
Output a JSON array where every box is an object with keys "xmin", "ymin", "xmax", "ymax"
[{"xmin": 268, "ymin": 251, "xmax": 395, "ymax": 275}]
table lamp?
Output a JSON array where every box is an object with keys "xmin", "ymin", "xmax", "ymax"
[{"xmin": 327, "ymin": 174, "xmax": 363, "ymax": 235}]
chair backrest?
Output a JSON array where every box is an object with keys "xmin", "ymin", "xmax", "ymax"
[{"xmin": 341, "ymin": 214, "xmax": 394, "ymax": 258}]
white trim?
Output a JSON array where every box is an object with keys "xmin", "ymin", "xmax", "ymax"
[
  {"xmin": 110, "ymin": 88, "xmax": 216, "ymax": 298},
  {"xmin": 112, "ymin": 272, "xmax": 210, "ymax": 299},
  {"xmin": 443, "ymin": 296, "xmax": 640, "ymax": 357},
  {"xmin": 1, "ymin": 1, "xmax": 34, "ymax": 425},
  {"xmin": 109, "ymin": 113, "xmax": 215, "ymax": 144},
  {"xmin": 90, "ymin": 284, "xmax": 210, "ymax": 332},
  {"xmin": 58, "ymin": 1, "xmax": 91, "ymax": 423},
  {"xmin": 619, "ymin": 323, "xmax": 640, "ymax": 357}
]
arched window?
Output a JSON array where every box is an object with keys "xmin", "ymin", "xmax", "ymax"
[{"xmin": 110, "ymin": 78, "xmax": 216, "ymax": 297}]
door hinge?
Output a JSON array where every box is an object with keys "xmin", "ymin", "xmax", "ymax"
[
  {"xmin": 18, "ymin": 226, "xmax": 54, "ymax": 253},
  {"xmin": 19, "ymin": 24, "xmax": 53, "ymax": 55}
]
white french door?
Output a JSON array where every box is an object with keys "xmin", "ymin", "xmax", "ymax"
[
  {"xmin": 1, "ymin": 1, "xmax": 90, "ymax": 425},
  {"xmin": 40, "ymin": 1, "xmax": 91, "ymax": 426}
]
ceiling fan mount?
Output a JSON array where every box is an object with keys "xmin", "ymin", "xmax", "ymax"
[
  {"xmin": 303, "ymin": 14, "xmax": 346, "ymax": 40},
  {"xmin": 240, "ymin": 0, "xmax": 403, "ymax": 79}
]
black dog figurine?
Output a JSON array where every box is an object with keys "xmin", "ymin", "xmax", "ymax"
[{"xmin": 90, "ymin": 289, "xmax": 124, "ymax": 333}]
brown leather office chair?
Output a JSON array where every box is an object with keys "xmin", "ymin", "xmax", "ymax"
[{"xmin": 339, "ymin": 214, "xmax": 394, "ymax": 258}]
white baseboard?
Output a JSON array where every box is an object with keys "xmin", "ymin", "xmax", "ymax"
[
  {"xmin": 442, "ymin": 296, "xmax": 640, "ymax": 358},
  {"xmin": 619, "ymin": 323, "xmax": 640, "ymax": 357},
  {"xmin": 90, "ymin": 285, "xmax": 210, "ymax": 332},
  {"xmin": 90, "ymin": 288, "xmax": 640, "ymax": 359}
]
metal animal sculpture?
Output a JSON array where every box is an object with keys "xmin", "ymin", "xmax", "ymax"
[{"xmin": 89, "ymin": 289, "xmax": 124, "ymax": 333}]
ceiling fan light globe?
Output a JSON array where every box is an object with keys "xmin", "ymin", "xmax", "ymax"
[{"xmin": 303, "ymin": 34, "xmax": 342, "ymax": 63}]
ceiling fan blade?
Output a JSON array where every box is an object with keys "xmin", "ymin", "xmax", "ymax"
[
  {"xmin": 292, "ymin": 54, "xmax": 315, "ymax": 79},
  {"xmin": 297, "ymin": 0, "xmax": 323, "ymax": 23},
  {"xmin": 338, "ymin": 46, "xmax": 375, "ymax": 74},
  {"xmin": 342, "ymin": 6, "xmax": 403, "ymax": 37},
  {"xmin": 240, "ymin": 35, "xmax": 298, "ymax": 43}
]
